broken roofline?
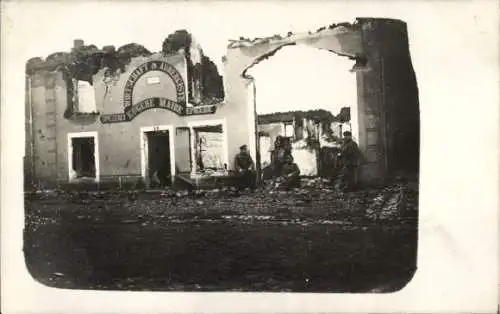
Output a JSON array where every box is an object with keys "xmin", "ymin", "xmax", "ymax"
[
  {"xmin": 26, "ymin": 30, "xmax": 226, "ymax": 106},
  {"xmin": 25, "ymin": 17, "xmax": 408, "ymax": 72},
  {"xmin": 227, "ymin": 17, "xmax": 407, "ymax": 48},
  {"xmin": 257, "ymin": 108, "xmax": 350, "ymax": 125},
  {"xmin": 235, "ymin": 18, "xmax": 404, "ymax": 78},
  {"xmin": 232, "ymin": 17, "xmax": 408, "ymax": 77},
  {"xmin": 25, "ymin": 30, "xmax": 210, "ymax": 73},
  {"xmin": 25, "ymin": 43, "xmax": 154, "ymax": 73},
  {"xmin": 228, "ymin": 23, "xmax": 357, "ymax": 49}
]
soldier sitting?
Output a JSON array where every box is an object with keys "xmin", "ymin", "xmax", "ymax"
[
  {"xmin": 278, "ymin": 154, "xmax": 301, "ymax": 190},
  {"xmin": 234, "ymin": 144, "xmax": 256, "ymax": 190}
]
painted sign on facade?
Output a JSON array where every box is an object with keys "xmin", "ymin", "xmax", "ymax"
[
  {"xmin": 123, "ymin": 60, "xmax": 186, "ymax": 108},
  {"xmin": 100, "ymin": 60, "xmax": 217, "ymax": 123}
]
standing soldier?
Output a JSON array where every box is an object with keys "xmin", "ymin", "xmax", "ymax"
[{"xmin": 338, "ymin": 131, "xmax": 362, "ymax": 191}]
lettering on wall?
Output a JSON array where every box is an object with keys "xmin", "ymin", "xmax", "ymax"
[{"xmin": 100, "ymin": 60, "xmax": 217, "ymax": 124}]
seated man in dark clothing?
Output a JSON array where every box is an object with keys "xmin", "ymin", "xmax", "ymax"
[
  {"xmin": 279, "ymin": 154, "xmax": 301, "ymax": 190},
  {"xmin": 234, "ymin": 144, "xmax": 256, "ymax": 190}
]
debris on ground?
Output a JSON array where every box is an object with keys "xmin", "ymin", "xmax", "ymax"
[
  {"xmin": 25, "ymin": 177, "xmax": 418, "ymax": 227},
  {"xmin": 24, "ymin": 176, "xmax": 418, "ymax": 293}
]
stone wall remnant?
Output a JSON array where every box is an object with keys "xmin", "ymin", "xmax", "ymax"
[
  {"xmin": 162, "ymin": 30, "xmax": 225, "ymax": 105},
  {"xmin": 26, "ymin": 29, "xmax": 226, "ymax": 121},
  {"xmin": 225, "ymin": 18, "xmax": 420, "ymax": 184}
]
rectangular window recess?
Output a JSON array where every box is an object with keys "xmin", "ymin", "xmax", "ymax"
[{"xmin": 146, "ymin": 76, "xmax": 161, "ymax": 85}]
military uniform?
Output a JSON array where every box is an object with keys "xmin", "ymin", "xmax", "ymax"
[
  {"xmin": 339, "ymin": 139, "xmax": 361, "ymax": 191},
  {"xmin": 234, "ymin": 150, "xmax": 256, "ymax": 190},
  {"xmin": 280, "ymin": 161, "xmax": 301, "ymax": 190}
]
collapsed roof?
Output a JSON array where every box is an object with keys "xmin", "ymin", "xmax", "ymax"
[
  {"xmin": 26, "ymin": 30, "xmax": 224, "ymax": 106},
  {"xmin": 257, "ymin": 107, "xmax": 350, "ymax": 125}
]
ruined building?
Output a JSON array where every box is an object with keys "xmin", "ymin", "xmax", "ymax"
[
  {"xmin": 257, "ymin": 108, "xmax": 351, "ymax": 176},
  {"xmin": 25, "ymin": 31, "xmax": 231, "ymax": 188},
  {"xmin": 228, "ymin": 18, "xmax": 420, "ymax": 183},
  {"xmin": 25, "ymin": 18, "xmax": 419, "ymax": 188}
]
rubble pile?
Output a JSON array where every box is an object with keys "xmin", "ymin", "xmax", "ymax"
[
  {"xmin": 26, "ymin": 177, "xmax": 419, "ymax": 224},
  {"xmin": 365, "ymin": 183, "xmax": 413, "ymax": 222},
  {"xmin": 261, "ymin": 176, "xmax": 333, "ymax": 192}
]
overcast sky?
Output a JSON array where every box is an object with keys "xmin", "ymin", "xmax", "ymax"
[
  {"xmin": 2, "ymin": 1, "xmax": 497, "ymax": 149},
  {"xmin": 4, "ymin": 2, "xmax": 360, "ymax": 115},
  {"xmin": 247, "ymin": 46, "xmax": 356, "ymax": 115},
  {"xmin": 4, "ymin": 1, "xmax": 496, "ymax": 116}
]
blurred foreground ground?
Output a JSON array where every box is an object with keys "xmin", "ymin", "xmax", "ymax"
[{"xmin": 24, "ymin": 177, "xmax": 418, "ymax": 292}]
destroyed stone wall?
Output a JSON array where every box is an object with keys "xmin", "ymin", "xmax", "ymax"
[
  {"xmin": 25, "ymin": 35, "xmax": 251, "ymax": 188},
  {"xmin": 225, "ymin": 18, "xmax": 420, "ymax": 184},
  {"xmin": 162, "ymin": 30, "xmax": 225, "ymax": 106},
  {"xmin": 374, "ymin": 22, "xmax": 420, "ymax": 175},
  {"xmin": 27, "ymin": 72, "xmax": 60, "ymax": 185},
  {"xmin": 356, "ymin": 18, "xmax": 419, "ymax": 182},
  {"xmin": 257, "ymin": 108, "xmax": 350, "ymax": 178},
  {"xmin": 291, "ymin": 147, "xmax": 318, "ymax": 176},
  {"xmin": 25, "ymin": 19, "xmax": 420, "ymax": 188}
]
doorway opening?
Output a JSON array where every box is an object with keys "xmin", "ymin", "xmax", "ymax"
[
  {"xmin": 72, "ymin": 137, "xmax": 96, "ymax": 178},
  {"xmin": 145, "ymin": 130, "xmax": 172, "ymax": 187},
  {"xmin": 68, "ymin": 131, "xmax": 99, "ymax": 182}
]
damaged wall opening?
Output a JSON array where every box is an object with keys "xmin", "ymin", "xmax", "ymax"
[
  {"xmin": 247, "ymin": 45, "xmax": 358, "ymax": 178},
  {"xmin": 147, "ymin": 130, "xmax": 172, "ymax": 187},
  {"xmin": 68, "ymin": 132, "xmax": 99, "ymax": 182},
  {"xmin": 187, "ymin": 120, "xmax": 228, "ymax": 177},
  {"xmin": 192, "ymin": 124, "xmax": 224, "ymax": 171},
  {"xmin": 75, "ymin": 80, "xmax": 97, "ymax": 113},
  {"xmin": 140, "ymin": 126, "xmax": 175, "ymax": 187}
]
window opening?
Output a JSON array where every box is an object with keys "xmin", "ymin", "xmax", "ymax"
[
  {"xmin": 76, "ymin": 80, "xmax": 97, "ymax": 113},
  {"xmin": 192, "ymin": 124, "xmax": 224, "ymax": 172}
]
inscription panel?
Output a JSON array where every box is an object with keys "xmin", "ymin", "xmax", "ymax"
[{"xmin": 101, "ymin": 60, "xmax": 218, "ymax": 123}]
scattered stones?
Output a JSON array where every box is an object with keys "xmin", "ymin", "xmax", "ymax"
[
  {"xmin": 365, "ymin": 184, "xmax": 408, "ymax": 221},
  {"xmin": 175, "ymin": 190, "xmax": 189, "ymax": 198},
  {"xmin": 25, "ymin": 178, "xmax": 418, "ymax": 228}
]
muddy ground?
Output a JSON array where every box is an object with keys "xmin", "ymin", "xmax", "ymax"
[{"xmin": 24, "ymin": 179, "xmax": 418, "ymax": 293}]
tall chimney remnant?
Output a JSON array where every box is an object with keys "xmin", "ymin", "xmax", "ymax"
[{"xmin": 73, "ymin": 39, "xmax": 84, "ymax": 50}]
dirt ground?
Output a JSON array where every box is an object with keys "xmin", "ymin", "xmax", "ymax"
[{"xmin": 24, "ymin": 179, "xmax": 418, "ymax": 292}]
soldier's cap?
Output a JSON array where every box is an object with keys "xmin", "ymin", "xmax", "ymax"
[
  {"xmin": 343, "ymin": 131, "xmax": 352, "ymax": 136},
  {"xmin": 240, "ymin": 145, "xmax": 247, "ymax": 150}
]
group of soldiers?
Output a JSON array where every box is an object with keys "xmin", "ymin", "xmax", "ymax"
[{"xmin": 233, "ymin": 131, "xmax": 362, "ymax": 192}]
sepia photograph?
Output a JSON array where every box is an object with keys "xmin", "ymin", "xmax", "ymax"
[
  {"xmin": 2, "ymin": 1, "xmax": 499, "ymax": 313},
  {"xmin": 22, "ymin": 10, "xmax": 420, "ymax": 293}
]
